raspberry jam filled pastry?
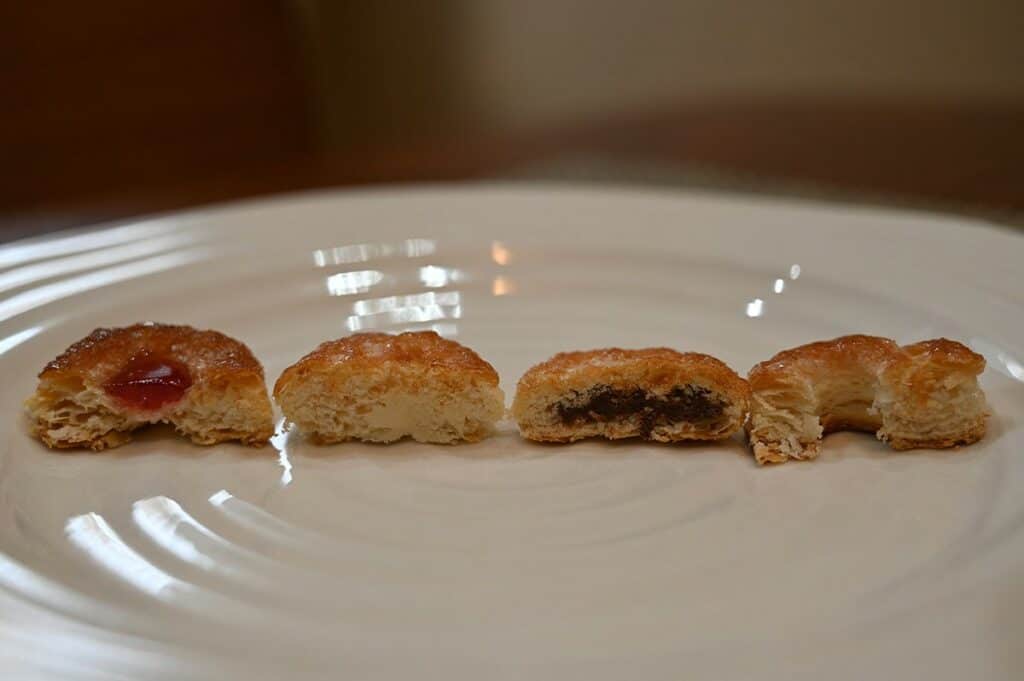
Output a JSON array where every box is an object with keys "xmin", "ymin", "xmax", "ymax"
[
  {"xmin": 26, "ymin": 323, "xmax": 274, "ymax": 450},
  {"xmin": 511, "ymin": 347, "xmax": 750, "ymax": 443},
  {"xmin": 747, "ymin": 335, "xmax": 988, "ymax": 464},
  {"xmin": 274, "ymin": 331, "xmax": 504, "ymax": 444}
]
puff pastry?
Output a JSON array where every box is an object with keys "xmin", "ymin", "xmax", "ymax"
[
  {"xmin": 747, "ymin": 335, "xmax": 988, "ymax": 464},
  {"xmin": 274, "ymin": 331, "xmax": 504, "ymax": 444},
  {"xmin": 26, "ymin": 323, "xmax": 274, "ymax": 450},
  {"xmin": 512, "ymin": 347, "xmax": 750, "ymax": 443}
]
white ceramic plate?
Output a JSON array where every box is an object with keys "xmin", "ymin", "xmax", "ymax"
[{"xmin": 1, "ymin": 186, "xmax": 1022, "ymax": 680}]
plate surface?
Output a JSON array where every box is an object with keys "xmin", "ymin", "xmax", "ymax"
[{"xmin": 1, "ymin": 186, "xmax": 1022, "ymax": 680}]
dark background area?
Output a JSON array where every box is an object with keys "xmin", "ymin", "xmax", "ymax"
[{"xmin": 3, "ymin": 1, "xmax": 1023, "ymax": 240}]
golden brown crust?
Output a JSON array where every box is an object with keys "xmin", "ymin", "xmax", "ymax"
[
  {"xmin": 273, "ymin": 331, "xmax": 499, "ymax": 398},
  {"xmin": 41, "ymin": 323, "xmax": 265, "ymax": 383},
  {"xmin": 27, "ymin": 323, "xmax": 273, "ymax": 449},
  {"xmin": 517, "ymin": 347, "xmax": 746, "ymax": 394},
  {"xmin": 512, "ymin": 347, "xmax": 750, "ymax": 443},
  {"xmin": 746, "ymin": 334, "xmax": 988, "ymax": 464},
  {"xmin": 748, "ymin": 335, "xmax": 898, "ymax": 393},
  {"xmin": 899, "ymin": 338, "xmax": 986, "ymax": 369}
]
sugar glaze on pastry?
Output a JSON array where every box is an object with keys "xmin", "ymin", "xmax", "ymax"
[
  {"xmin": 746, "ymin": 335, "xmax": 988, "ymax": 464},
  {"xmin": 512, "ymin": 347, "xmax": 750, "ymax": 443}
]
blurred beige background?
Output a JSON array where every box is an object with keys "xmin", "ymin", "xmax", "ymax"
[
  {"xmin": 297, "ymin": 1, "xmax": 1023, "ymax": 146},
  {"xmin": 4, "ymin": 1, "xmax": 1023, "ymax": 237}
]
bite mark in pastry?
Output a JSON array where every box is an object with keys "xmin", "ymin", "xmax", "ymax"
[
  {"xmin": 512, "ymin": 347, "xmax": 750, "ymax": 443},
  {"xmin": 26, "ymin": 323, "xmax": 274, "ymax": 450},
  {"xmin": 273, "ymin": 331, "xmax": 504, "ymax": 444},
  {"xmin": 747, "ymin": 335, "xmax": 988, "ymax": 464}
]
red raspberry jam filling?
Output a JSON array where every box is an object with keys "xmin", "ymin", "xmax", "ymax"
[{"xmin": 103, "ymin": 351, "xmax": 192, "ymax": 411}]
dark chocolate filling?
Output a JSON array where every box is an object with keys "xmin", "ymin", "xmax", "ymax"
[{"xmin": 555, "ymin": 385, "xmax": 726, "ymax": 437}]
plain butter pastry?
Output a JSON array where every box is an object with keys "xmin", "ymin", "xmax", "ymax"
[
  {"xmin": 274, "ymin": 331, "xmax": 504, "ymax": 444},
  {"xmin": 746, "ymin": 335, "xmax": 988, "ymax": 464}
]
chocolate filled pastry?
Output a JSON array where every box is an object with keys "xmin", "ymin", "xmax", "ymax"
[
  {"xmin": 274, "ymin": 331, "xmax": 504, "ymax": 444},
  {"xmin": 26, "ymin": 323, "xmax": 274, "ymax": 450},
  {"xmin": 747, "ymin": 335, "xmax": 989, "ymax": 464},
  {"xmin": 511, "ymin": 347, "xmax": 750, "ymax": 443}
]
